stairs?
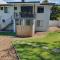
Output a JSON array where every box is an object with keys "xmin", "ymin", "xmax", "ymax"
[
  {"xmin": 0, "ymin": 15, "xmax": 14, "ymax": 32},
  {"xmin": 1, "ymin": 20, "xmax": 13, "ymax": 31}
]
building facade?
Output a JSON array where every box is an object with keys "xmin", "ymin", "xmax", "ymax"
[{"xmin": 0, "ymin": 1, "xmax": 55, "ymax": 36}]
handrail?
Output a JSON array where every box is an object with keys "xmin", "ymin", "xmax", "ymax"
[
  {"xmin": 20, "ymin": 13, "xmax": 36, "ymax": 18},
  {"xmin": 14, "ymin": 12, "xmax": 36, "ymax": 18},
  {"xmin": 1, "ymin": 15, "xmax": 14, "ymax": 30},
  {"xmin": 6, "ymin": 16, "xmax": 13, "ymax": 21}
]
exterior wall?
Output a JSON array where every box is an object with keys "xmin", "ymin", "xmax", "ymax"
[
  {"xmin": 0, "ymin": 3, "xmax": 51, "ymax": 33},
  {"xmin": 16, "ymin": 25, "xmax": 32, "ymax": 37},
  {"xmin": 0, "ymin": 6, "xmax": 14, "ymax": 29},
  {"xmin": 35, "ymin": 4, "xmax": 51, "ymax": 31},
  {"xmin": 13, "ymin": 3, "xmax": 35, "ymax": 16},
  {"xmin": 13, "ymin": 3, "xmax": 51, "ymax": 32}
]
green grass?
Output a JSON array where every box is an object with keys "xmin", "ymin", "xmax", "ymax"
[
  {"xmin": 12, "ymin": 32, "xmax": 60, "ymax": 60},
  {"xmin": 0, "ymin": 32, "xmax": 16, "ymax": 36}
]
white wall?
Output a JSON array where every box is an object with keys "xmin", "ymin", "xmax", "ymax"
[
  {"xmin": 0, "ymin": 3, "xmax": 51, "ymax": 32},
  {"xmin": 0, "ymin": 6, "xmax": 14, "ymax": 29},
  {"xmin": 13, "ymin": 3, "xmax": 51, "ymax": 32},
  {"xmin": 35, "ymin": 4, "xmax": 51, "ymax": 31}
]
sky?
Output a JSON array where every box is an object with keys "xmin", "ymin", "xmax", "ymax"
[{"xmin": 4, "ymin": 0, "xmax": 60, "ymax": 4}]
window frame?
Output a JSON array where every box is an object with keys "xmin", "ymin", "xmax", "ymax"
[{"xmin": 4, "ymin": 7, "xmax": 8, "ymax": 13}]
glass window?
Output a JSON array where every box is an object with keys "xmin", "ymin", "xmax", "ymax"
[
  {"xmin": 4, "ymin": 7, "xmax": 8, "ymax": 13},
  {"xmin": 37, "ymin": 20, "xmax": 40, "ymax": 27},
  {"xmin": 37, "ymin": 6, "xmax": 44, "ymax": 13},
  {"xmin": 14, "ymin": 7, "xmax": 17, "ymax": 10},
  {"xmin": 1, "ymin": 7, "xmax": 3, "ymax": 10},
  {"xmin": 21, "ymin": 6, "xmax": 33, "ymax": 13}
]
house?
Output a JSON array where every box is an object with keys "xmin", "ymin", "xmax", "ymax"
[{"xmin": 0, "ymin": 0, "xmax": 55, "ymax": 37}]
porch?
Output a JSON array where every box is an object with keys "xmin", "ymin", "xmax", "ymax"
[
  {"xmin": 16, "ymin": 18, "xmax": 35, "ymax": 37},
  {"xmin": 14, "ymin": 5, "xmax": 36, "ymax": 37}
]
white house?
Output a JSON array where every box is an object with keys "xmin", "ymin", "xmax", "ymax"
[{"xmin": 0, "ymin": 0, "xmax": 55, "ymax": 37}]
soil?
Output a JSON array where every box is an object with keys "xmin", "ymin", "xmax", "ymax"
[
  {"xmin": 0, "ymin": 36, "xmax": 19, "ymax": 60},
  {"xmin": 0, "ymin": 27, "xmax": 60, "ymax": 60}
]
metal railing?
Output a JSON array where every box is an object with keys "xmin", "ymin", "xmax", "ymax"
[
  {"xmin": 14, "ymin": 12, "xmax": 36, "ymax": 19},
  {"xmin": 20, "ymin": 13, "xmax": 36, "ymax": 18}
]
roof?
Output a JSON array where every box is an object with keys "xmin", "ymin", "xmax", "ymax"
[
  {"xmin": 40, "ymin": 3, "xmax": 55, "ymax": 5},
  {"xmin": 0, "ymin": 0, "xmax": 58, "ymax": 6},
  {"xmin": 7, "ymin": 1, "xmax": 40, "ymax": 3},
  {"xmin": 55, "ymin": 4, "xmax": 60, "ymax": 6},
  {"xmin": 7, "ymin": 1, "xmax": 55, "ymax": 5},
  {"xmin": 0, "ymin": 0, "xmax": 13, "ymax": 6},
  {"xmin": 0, "ymin": 4, "xmax": 13, "ymax": 6}
]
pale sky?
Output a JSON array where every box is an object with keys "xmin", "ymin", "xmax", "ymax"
[{"xmin": 4, "ymin": 0, "xmax": 60, "ymax": 4}]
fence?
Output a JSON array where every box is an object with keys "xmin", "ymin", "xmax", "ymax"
[{"xmin": 49, "ymin": 20, "xmax": 60, "ymax": 27}]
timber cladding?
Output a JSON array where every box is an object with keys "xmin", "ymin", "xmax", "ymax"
[{"xmin": 16, "ymin": 25, "xmax": 33, "ymax": 37}]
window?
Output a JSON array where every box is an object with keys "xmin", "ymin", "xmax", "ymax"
[
  {"xmin": 14, "ymin": 7, "xmax": 17, "ymax": 10},
  {"xmin": 37, "ymin": 6, "xmax": 44, "ymax": 13},
  {"xmin": 4, "ymin": 7, "xmax": 8, "ymax": 13},
  {"xmin": 26, "ymin": 19, "xmax": 31, "ymax": 25},
  {"xmin": 37, "ymin": 20, "xmax": 40, "ymax": 27},
  {"xmin": 0, "ymin": 7, "xmax": 3, "ymax": 10},
  {"xmin": 21, "ymin": 6, "xmax": 33, "ymax": 13}
]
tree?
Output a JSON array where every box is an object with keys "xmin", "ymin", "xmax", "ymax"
[
  {"xmin": 50, "ymin": 6, "xmax": 60, "ymax": 20},
  {"xmin": 42, "ymin": 0, "xmax": 49, "ymax": 3}
]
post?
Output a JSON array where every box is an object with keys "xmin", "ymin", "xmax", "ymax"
[
  {"xmin": 13, "ymin": 19, "xmax": 16, "ymax": 32},
  {"xmin": 32, "ymin": 19, "xmax": 35, "ymax": 36}
]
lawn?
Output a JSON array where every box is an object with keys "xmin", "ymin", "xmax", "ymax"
[{"xmin": 12, "ymin": 32, "xmax": 60, "ymax": 60}]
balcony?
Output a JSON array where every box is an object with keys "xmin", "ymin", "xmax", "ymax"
[{"xmin": 20, "ymin": 13, "xmax": 36, "ymax": 18}]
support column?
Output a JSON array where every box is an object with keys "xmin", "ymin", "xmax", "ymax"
[
  {"xmin": 32, "ymin": 19, "xmax": 35, "ymax": 36},
  {"xmin": 23, "ymin": 18, "xmax": 25, "ymax": 26},
  {"xmin": 13, "ymin": 19, "xmax": 16, "ymax": 32}
]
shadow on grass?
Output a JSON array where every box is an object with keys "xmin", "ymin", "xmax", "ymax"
[{"xmin": 13, "ymin": 42, "xmax": 49, "ymax": 48}]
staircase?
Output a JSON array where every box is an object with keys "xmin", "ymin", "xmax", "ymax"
[
  {"xmin": 0, "ymin": 16, "xmax": 14, "ymax": 32},
  {"xmin": 1, "ymin": 20, "xmax": 13, "ymax": 31}
]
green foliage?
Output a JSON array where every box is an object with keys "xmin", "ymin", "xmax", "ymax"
[
  {"xmin": 12, "ymin": 32, "xmax": 60, "ymax": 60},
  {"xmin": 42, "ymin": 0, "xmax": 48, "ymax": 3},
  {"xmin": 50, "ymin": 6, "xmax": 60, "ymax": 20}
]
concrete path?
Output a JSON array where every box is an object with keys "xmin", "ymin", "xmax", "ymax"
[{"xmin": 0, "ymin": 36, "xmax": 18, "ymax": 60}]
